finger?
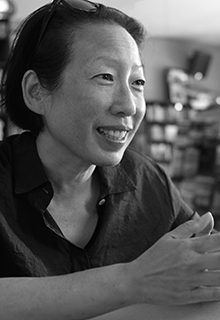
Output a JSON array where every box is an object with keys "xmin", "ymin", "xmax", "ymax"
[
  {"xmin": 199, "ymin": 271, "xmax": 220, "ymax": 287},
  {"xmin": 169, "ymin": 212, "xmax": 214, "ymax": 240},
  {"xmin": 195, "ymin": 252, "xmax": 220, "ymax": 271},
  {"xmin": 188, "ymin": 286, "xmax": 220, "ymax": 304},
  {"xmin": 196, "ymin": 212, "xmax": 214, "ymax": 237},
  {"xmin": 192, "ymin": 233, "xmax": 220, "ymax": 254},
  {"xmin": 185, "ymin": 270, "xmax": 220, "ymax": 288}
]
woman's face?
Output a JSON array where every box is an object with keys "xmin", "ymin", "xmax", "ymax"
[{"xmin": 42, "ymin": 23, "xmax": 146, "ymax": 167}]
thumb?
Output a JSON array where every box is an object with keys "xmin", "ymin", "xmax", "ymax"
[
  {"xmin": 196, "ymin": 212, "xmax": 214, "ymax": 237},
  {"xmin": 169, "ymin": 212, "xmax": 214, "ymax": 239}
]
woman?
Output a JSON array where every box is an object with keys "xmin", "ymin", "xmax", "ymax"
[{"xmin": 0, "ymin": 1, "xmax": 220, "ymax": 319}]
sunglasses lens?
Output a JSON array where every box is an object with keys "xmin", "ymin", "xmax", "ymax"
[{"xmin": 65, "ymin": 0, "xmax": 98, "ymax": 11}]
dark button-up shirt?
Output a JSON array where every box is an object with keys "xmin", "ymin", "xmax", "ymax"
[{"xmin": 0, "ymin": 132, "xmax": 193, "ymax": 277}]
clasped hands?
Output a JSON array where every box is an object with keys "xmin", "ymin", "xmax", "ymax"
[{"xmin": 128, "ymin": 212, "xmax": 220, "ymax": 305}]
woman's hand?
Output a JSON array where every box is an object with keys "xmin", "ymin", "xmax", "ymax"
[{"xmin": 127, "ymin": 212, "xmax": 220, "ymax": 305}]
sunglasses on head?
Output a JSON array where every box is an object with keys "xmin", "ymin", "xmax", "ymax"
[{"xmin": 33, "ymin": 0, "xmax": 100, "ymax": 58}]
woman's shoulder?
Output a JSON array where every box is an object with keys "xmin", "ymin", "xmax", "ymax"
[
  {"xmin": 0, "ymin": 135, "xmax": 17, "ymax": 167},
  {"xmin": 0, "ymin": 132, "xmax": 35, "ymax": 178},
  {"xmin": 121, "ymin": 147, "xmax": 168, "ymax": 181}
]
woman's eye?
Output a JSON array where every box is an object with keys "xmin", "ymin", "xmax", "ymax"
[
  {"xmin": 134, "ymin": 79, "xmax": 145, "ymax": 87},
  {"xmin": 132, "ymin": 79, "xmax": 146, "ymax": 91},
  {"xmin": 97, "ymin": 74, "xmax": 114, "ymax": 81}
]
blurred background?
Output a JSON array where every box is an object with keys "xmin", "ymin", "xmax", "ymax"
[{"xmin": 9, "ymin": 0, "xmax": 220, "ymax": 100}]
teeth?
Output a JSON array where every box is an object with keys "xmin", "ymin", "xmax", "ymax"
[{"xmin": 99, "ymin": 128, "xmax": 127, "ymax": 140}]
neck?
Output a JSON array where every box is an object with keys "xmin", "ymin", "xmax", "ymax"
[{"xmin": 36, "ymin": 132, "xmax": 96, "ymax": 196}]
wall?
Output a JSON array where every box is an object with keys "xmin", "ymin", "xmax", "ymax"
[
  {"xmin": 12, "ymin": 0, "xmax": 46, "ymax": 22},
  {"xmin": 10, "ymin": 1, "xmax": 220, "ymax": 103},
  {"xmin": 143, "ymin": 37, "xmax": 189, "ymax": 101},
  {"xmin": 143, "ymin": 36, "xmax": 220, "ymax": 102}
]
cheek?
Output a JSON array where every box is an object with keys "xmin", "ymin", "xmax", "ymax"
[
  {"xmin": 70, "ymin": 90, "xmax": 102, "ymax": 119},
  {"xmin": 136, "ymin": 100, "xmax": 146, "ymax": 125}
]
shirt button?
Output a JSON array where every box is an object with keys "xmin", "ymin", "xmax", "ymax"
[{"xmin": 99, "ymin": 199, "xmax": 106, "ymax": 206}]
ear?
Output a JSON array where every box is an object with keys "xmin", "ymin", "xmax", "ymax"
[{"xmin": 22, "ymin": 70, "xmax": 46, "ymax": 115}]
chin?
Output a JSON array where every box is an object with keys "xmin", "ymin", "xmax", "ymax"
[{"xmin": 95, "ymin": 151, "xmax": 125, "ymax": 167}]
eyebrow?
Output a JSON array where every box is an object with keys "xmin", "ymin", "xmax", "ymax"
[{"xmin": 93, "ymin": 56, "xmax": 145, "ymax": 71}]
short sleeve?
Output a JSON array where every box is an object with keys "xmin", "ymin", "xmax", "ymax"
[{"xmin": 167, "ymin": 176, "xmax": 195, "ymax": 229}]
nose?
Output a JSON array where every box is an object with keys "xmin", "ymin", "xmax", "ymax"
[{"xmin": 110, "ymin": 85, "xmax": 136, "ymax": 117}]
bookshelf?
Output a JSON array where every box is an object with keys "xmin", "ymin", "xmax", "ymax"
[
  {"xmin": 170, "ymin": 112, "xmax": 220, "ymax": 230},
  {"xmin": 132, "ymin": 101, "xmax": 189, "ymax": 176},
  {"xmin": 132, "ymin": 102, "xmax": 220, "ymax": 230}
]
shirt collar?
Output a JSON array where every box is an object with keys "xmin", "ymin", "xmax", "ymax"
[
  {"xmin": 97, "ymin": 164, "xmax": 136, "ymax": 198},
  {"xmin": 13, "ymin": 132, "xmax": 136, "ymax": 196},
  {"xmin": 13, "ymin": 132, "xmax": 48, "ymax": 194}
]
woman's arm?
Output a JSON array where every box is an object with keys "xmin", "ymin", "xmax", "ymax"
[
  {"xmin": 0, "ymin": 263, "xmax": 131, "ymax": 320},
  {"xmin": 1, "ymin": 212, "xmax": 220, "ymax": 320}
]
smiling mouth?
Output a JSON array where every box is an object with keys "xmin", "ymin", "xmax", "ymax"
[{"xmin": 97, "ymin": 128, "xmax": 128, "ymax": 142}]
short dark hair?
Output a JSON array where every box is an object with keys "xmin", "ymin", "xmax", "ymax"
[{"xmin": 0, "ymin": 1, "xmax": 146, "ymax": 135}]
